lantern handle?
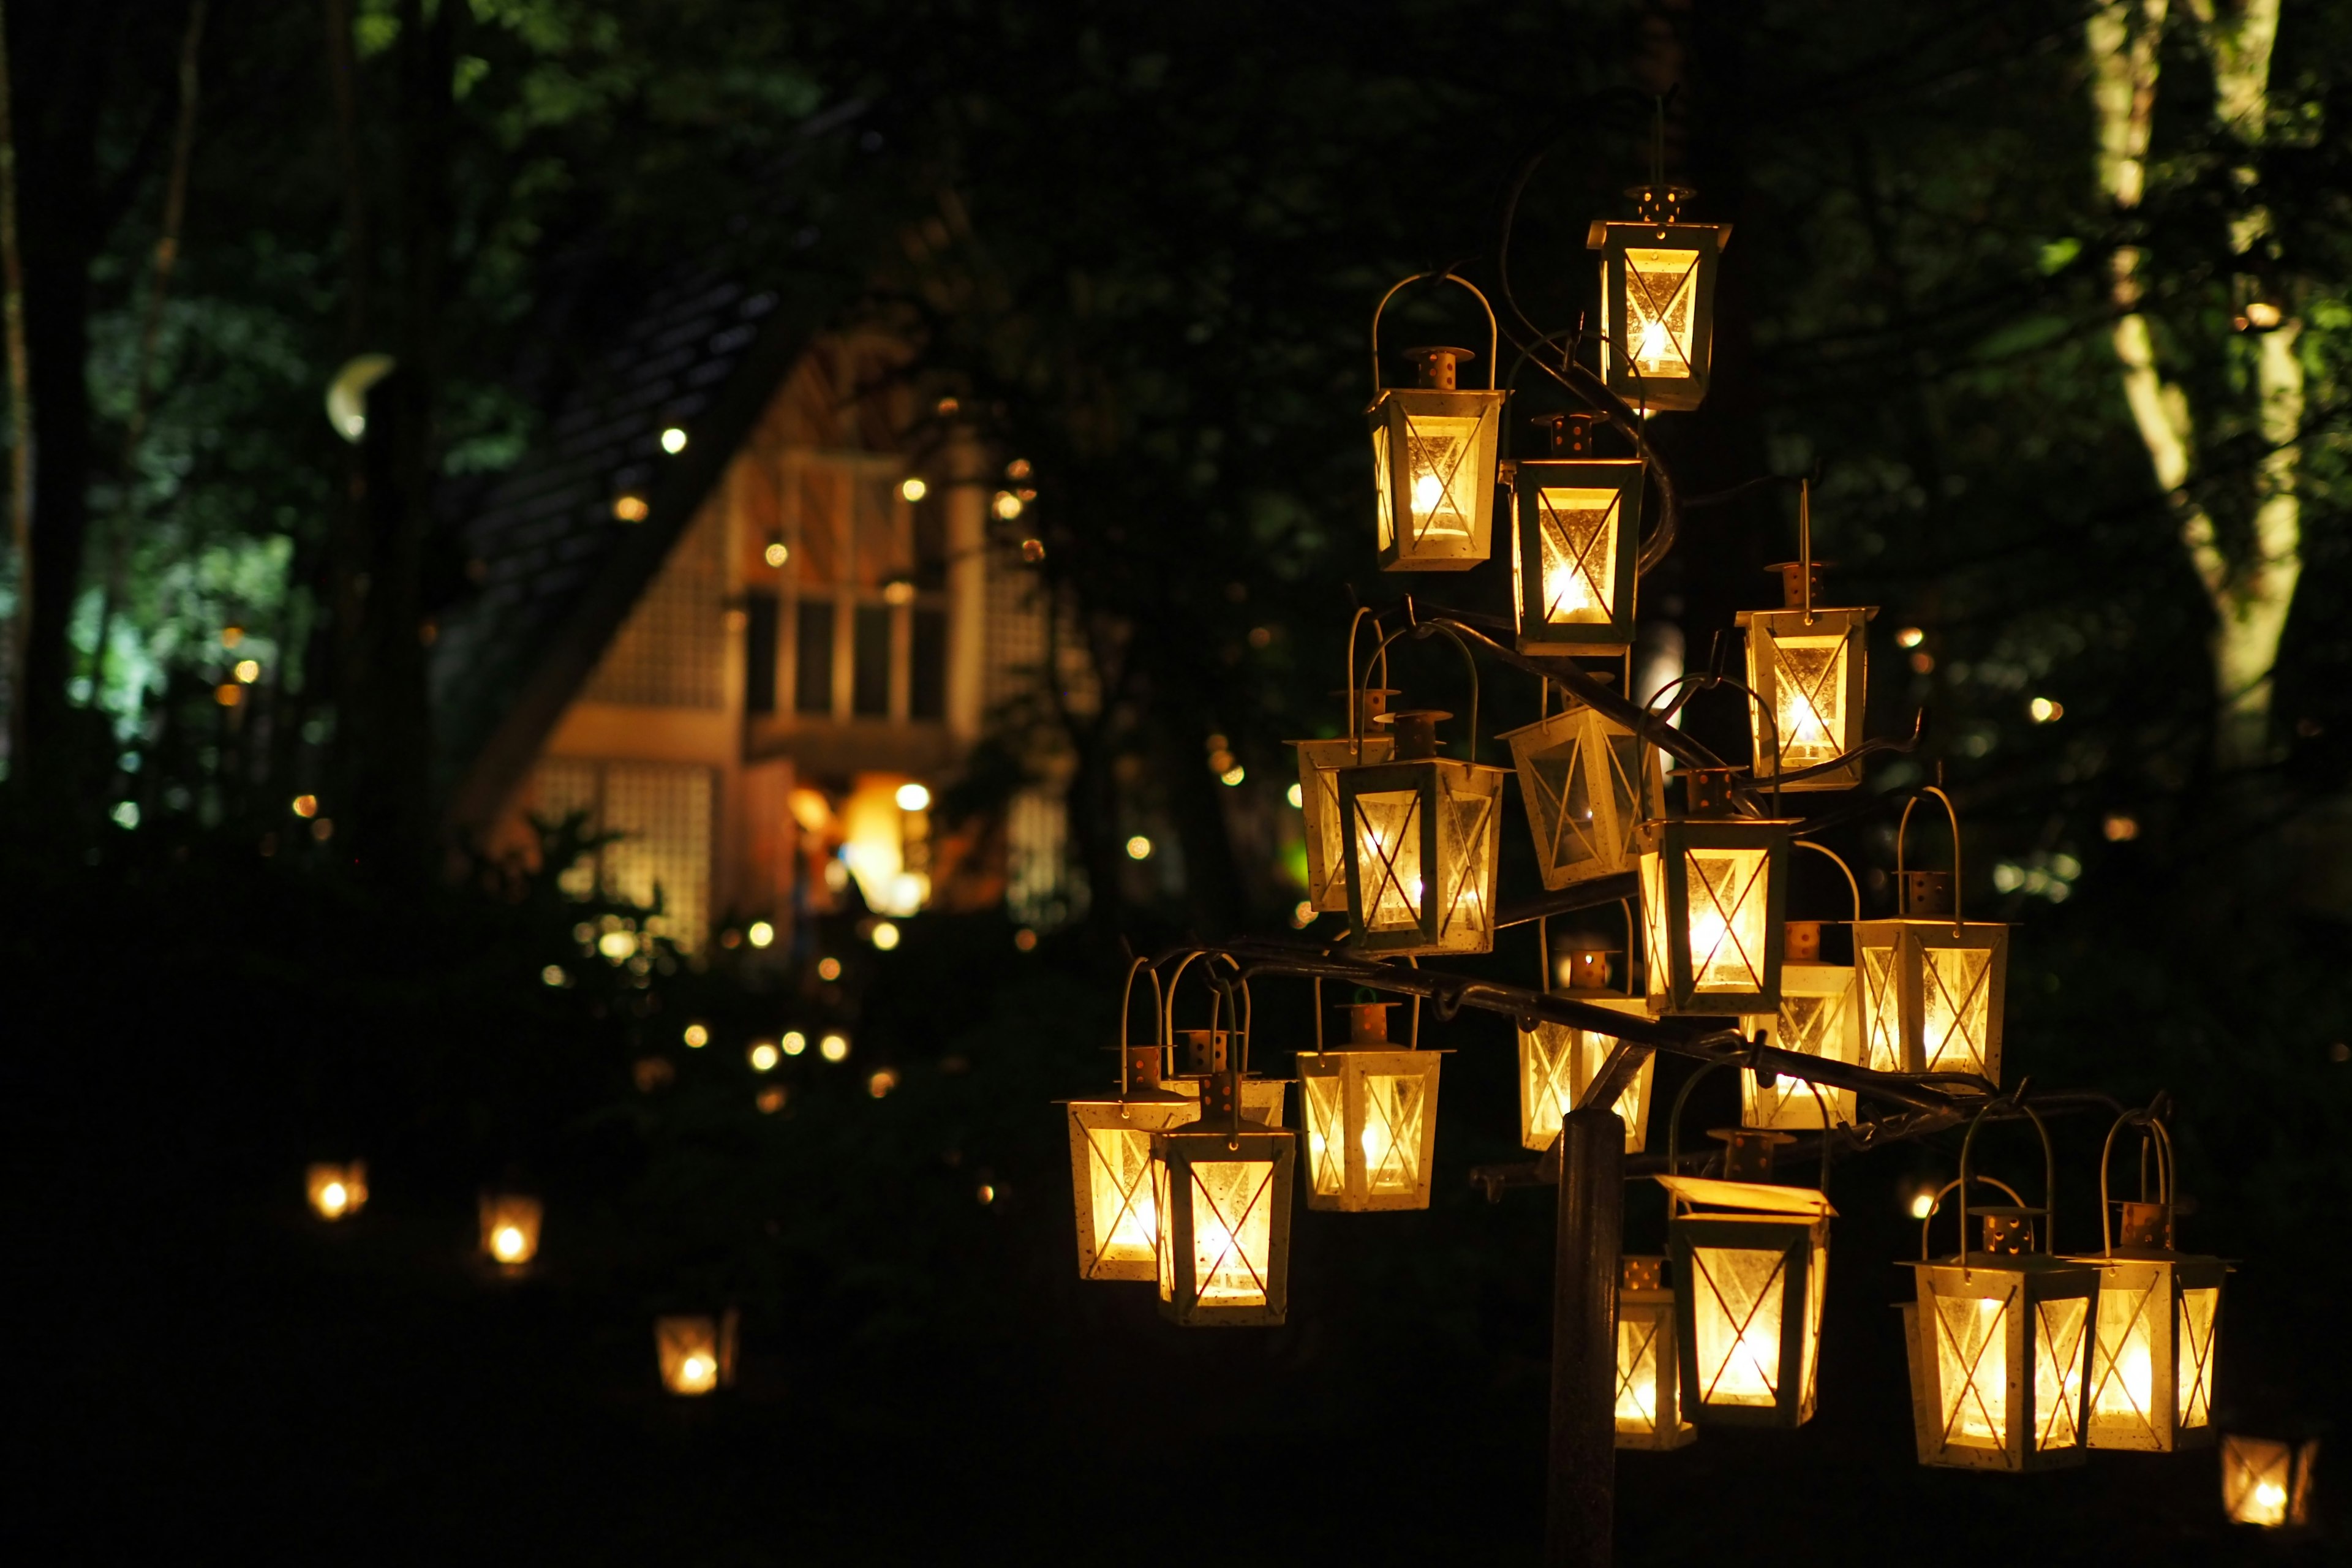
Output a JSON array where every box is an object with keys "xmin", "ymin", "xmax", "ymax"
[
  {"xmin": 1344, "ymin": 606, "xmax": 1392, "ymax": 757},
  {"xmin": 1956, "ymin": 1101, "xmax": 2057, "ymax": 1267},
  {"xmin": 2097, "ymin": 1106, "xmax": 2177, "ymax": 1256},
  {"xmin": 1895, "ymin": 785, "xmax": 1967, "ymax": 935},
  {"xmin": 1116, "ymin": 956, "xmax": 1163, "ymax": 1101},
  {"xmin": 1795, "ymin": 840, "xmax": 1862, "ymax": 925},
  {"xmin": 1370, "ymin": 270, "xmax": 1501, "ymax": 394},
  {"xmin": 1160, "ymin": 951, "xmax": 1237, "ymax": 1072},
  {"xmin": 1916, "ymin": 1175, "xmax": 2028, "ymax": 1261},
  {"xmin": 1357, "ymin": 617, "xmax": 1483, "ymax": 763},
  {"xmin": 1641, "ymin": 670, "xmax": 1782, "ymax": 818}
]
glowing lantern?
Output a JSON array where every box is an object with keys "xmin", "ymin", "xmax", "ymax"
[
  {"xmin": 1737, "ymin": 521, "xmax": 1871, "ymax": 790},
  {"xmin": 1366, "ymin": 276, "xmax": 1507, "ymax": 570},
  {"xmin": 1638, "ymin": 768, "xmax": 1793, "ymax": 1015},
  {"xmin": 655, "ymin": 1310, "xmax": 739, "ymax": 1396},
  {"xmin": 1519, "ymin": 937, "xmax": 1656, "ymax": 1153},
  {"xmin": 1855, "ymin": 789, "xmax": 2009, "ymax": 1080},
  {"xmin": 478, "ymin": 1193, "xmax": 543, "ymax": 1268},
  {"xmin": 1662, "ymin": 1159, "xmax": 1833, "ymax": 1428},
  {"xmin": 1291, "ymin": 684, "xmax": 1396, "ymax": 913},
  {"xmin": 1588, "ymin": 178, "xmax": 1727, "ymax": 413},
  {"xmin": 1064, "ymin": 962, "xmax": 1218, "ymax": 1281},
  {"xmin": 1741, "ymin": 893, "xmax": 1863, "ymax": 1131},
  {"xmin": 306, "ymin": 1161, "xmax": 368, "ymax": 1220},
  {"xmin": 1298, "ymin": 1003, "xmax": 1444, "ymax": 1212},
  {"xmin": 2221, "ymin": 1435, "xmax": 2318, "ymax": 1528},
  {"xmin": 1151, "ymin": 1069, "xmax": 1295, "ymax": 1327},
  {"xmin": 1338, "ymin": 709, "xmax": 1506, "ymax": 957},
  {"xmin": 1900, "ymin": 1109, "xmax": 2099, "ymax": 1472},
  {"xmin": 2069, "ymin": 1114, "xmax": 2226, "ymax": 1453},
  {"xmin": 1616, "ymin": 1256, "xmax": 1697, "ymax": 1450},
  {"xmin": 1510, "ymin": 412, "xmax": 1642, "ymax": 654},
  {"xmin": 1500, "ymin": 697, "xmax": 1660, "ymax": 892}
]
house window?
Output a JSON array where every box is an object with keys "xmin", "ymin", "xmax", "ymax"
[
  {"xmin": 778, "ymin": 453, "xmax": 948, "ymax": 723},
  {"xmin": 528, "ymin": 756, "xmax": 714, "ymax": 954}
]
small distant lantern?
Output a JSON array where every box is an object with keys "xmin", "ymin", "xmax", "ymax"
[
  {"xmin": 1291, "ymin": 684, "xmax": 1396, "ymax": 912},
  {"xmin": 1151, "ymin": 1069, "xmax": 1295, "ymax": 1327},
  {"xmin": 1499, "ymin": 695, "xmax": 1661, "ymax": 893},
  {"xmin": 1338, "ymin": 709, "xmax": 1506, "ymax": 957},
  {"xmin": 1855, "ymin": 789, "xmax": 2009, "ymax": 1080},
  {"xmin": 1366, "ymin": 275, "xmax": 1507, "ymax": 571},
  {"xmin": 1737, "ymin": 496, "xmax": 1871, "ymax": 790},
  {"xmin": 2070, "ymin": 1114, "xmax": 2227, "ymax": 1453},
  {"xmin": 655, "ymin": 1310, "xmax": 739, "ymax": 1396},
  {"xmin": 1064, "ymin": 965, "xmax": 1212, "ymax": 1282},
  {"xmin": 1519, "ymin": 940, "xmax": 1657, "ymax": 1153},
  {"xmin": 1741, "ymin": 918, "xmax": 1861, "ymax": 1129},
  {"xmin": 1587, "ymin": 175, "xmax": 1727, "ymax": 413},
  {"xmin": 1616, "ymin": 1256, "xmax": 1697, "ymax": 1450},
  {"xmin": 1901, "ymin": 1109, "xmax": 2099, "ymax": 1471},
  {"xmin": 2221, "ymin": 1434, "xmax": 2319, "ymax": 1528},
  {"xmin": 1298, "ymin": 1003, "xmax": 1444, "ymax": 1212},
  {"xmin": 1660, "ymin": 1135, "xmax": 1834, "ymax": 1428},
  {"xmin": 306, "ymin": 1161, "xmax": 368, "ymax": 1220},
  {"xmin": 479, "ymin": 1193, "xmax": 543, "ymax": 1268},
  {"xmin": 1638, "ymin": 768, "xmax": 1793, "ymax": 1015},
  {"xmin": 1510, "ymin": 413, "xmax": 1642, "ymax": 654}
]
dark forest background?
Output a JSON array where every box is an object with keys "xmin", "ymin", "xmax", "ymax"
[{"xmin": 6, "ymin": 2, "xmax": 2347, "ymax": 1562}]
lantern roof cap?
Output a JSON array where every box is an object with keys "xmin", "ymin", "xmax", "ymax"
[
  {"xmin": 1657, "ymin": 1174, "xmax": 1836, "ymax": 1219},
  {"xmin": 1911, "ymin": 1251, "xmax": 2101, "ymax": 1276},
  {"xmin": 1056, "ymin": 1084, "xmax": 1194, "ymax": 1109}
]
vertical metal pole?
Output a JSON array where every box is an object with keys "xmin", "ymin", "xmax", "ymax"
[{"xmin": 1545, "ymin": 1106, "xmax": 1623, "ymax": 1568}]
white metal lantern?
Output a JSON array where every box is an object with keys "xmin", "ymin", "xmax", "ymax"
[
  {"xmin": 1298, "ymin": 1003, "xmax": 1443, "ymax": 1212},
  {"xmin": 1152, "ymin": 1071, "xmax": 1295, "ymax": 1327},
  {"xmin": 1510, "ymin": 412, "xmax": 1642, "ymax": 655},
  {"xmin": 1737, "ymin": 500, "xmax": 1871, "ymax": 790},
  {"xmin": 1855, "ymin": 789, "xmax": 2008, "ymax": 1080},
  {"xmin": 1338, "ymin": 709, "xmax": 1506, "ymax": 957},
  {"xmin": 1291, "ymin": 660, "xmax": 1398, "ymax": 913},
  {"xmin": 306, "ymin": 1161, "xmax": 368, "ymax": 1220},
  {"xmin": 2221, "ymin": 1434, "xmax": 2319, "ymax": 1528},
  {"xmin": 1616, "ymin": 1255, "xmax": 1697, "ymax": 1450},
  {"xmin": 478, "ymin": 1192, "xmax": 544, "ymax": 1268},
  {"xmin": 1063, "ymin": 967, "xmax": 1205, "ymax": 1283},
  {"xmin": 1663, "ymin": 1172, "xmax": 1833, "ymax": 1428},
  {"xmin": 1520, "ymin": 995, "xmax": 1657, "ymax": 1155},
  {"xmin": 1901, "ymin": 1109, "xmax": 2099, "ymax": 1472},
  {"xmin": 1365, "ymin": 275, "xmax": 1507, "ymax": 570},
  {"xmin": 1587, "ymin": 179, "xmax": 1727, "ymax": 413},
  {"xmin": 1741, "ymin": 848, "xmax": 1866, "ymax": 1129},
  {"xmin": 2069, "ymin": 1115, "xmax": 2226, "ymax": 1453},
  {"xmin": 1638, "ymin": 769, "xmax": 1794, "ymax": 1016},
  {"xmin": 1500, "ymin": 698, "xmax": 1661, "ymax": 893}
]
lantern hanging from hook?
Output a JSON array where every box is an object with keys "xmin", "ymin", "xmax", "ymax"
[
  {"xmin": 1060, "ymin": 957, "xmax": 1202, "ymax": 1283},
  {"xmin": 1519, "ymin": 920, "xmax": 1657, "ymax": 1155},
  {"xmin": 1740, "ymin": 844, "xmax": 1866, "ymax": 1129},
  {"xmin": 1587, "ymin": 101, "xmax": 1728, "ymax": 415},
  {"xmin": 1291, "ymin": 610, "xmax": 1399, "ymax": 913},
  {"xmin": 1510, "ymin": 411, "xmax": 1643, "ymax": 655},
  {"xmin": 1638, "ymin": 766, "xmax": 1796, "ymax": 1016},
  {"xmin": 1150, "ymin": 1065, "xmax": 1296, "ymax": 1327},
  {"xmin": 1853, "ymin": 788, "xmax": 2010, "ymax": 1082},
  {"xmin": 1366, "ymin": 274, "xmax": 1509, "ymax": 571},
  {"xmin": 1298, "ymin": 1000, "xmax": 1447, "ymax": 1212},
  {"xmin": 1737, "ymin": 480, "xmax": 1875, "ymax": 791}
]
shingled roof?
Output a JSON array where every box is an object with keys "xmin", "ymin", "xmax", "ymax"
[{"xmin": 431, "ymin": 262, "xmax": 839, "ymax": 835}]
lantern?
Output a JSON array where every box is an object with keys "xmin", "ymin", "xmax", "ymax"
[
  {"xmin": 1662, "ymin": 1162, "xmax": 1833, "ymax": 1428},
  {"xmin": 1510, "ymin": 413, "xmax": 1642, "ymax": 655},
  {"xmin": 2068, "ymin": 1115, "xmax": 2226, "ymax": 1453},
  {"xmin": 1587, "ymin": 179, "xmax": 1727, "ymax": 413},
  {"xmin": 1740, "ymin": 919, "xmax": 1861, "ymax": 1130},
  {"xmin": 1499, "ymin": 697, "xmax": 1660, "ymax": 892},
  {"xmin": 1291, "ymin": 684, "xmax": 1396, "ymax": 913},
  {"xmin": 1616, "ymin": 1256, "xmax": 1697, "ymax": 1450},
  {"xmin": 1520, "ymin": 968, "xmax": 1656, "ymax": 1155},
  {"xmin": 1900, "ymin": 1109, "xmax": 2098, "ymax": 1472},
  {"xmin": 1737, "ymin": 508, "xmax": 1871, "ymax": 790},
  {"xmin": 1638, "ymin": 768, "xmax": 1793, "ymax": 1015},
  {"xmin": 478, "ymin": 1193, "xmax": 543, "ymax": 1268},
  {"xmin": 2221, "ymin": 1435, "xmax": 2319, "ymax": 1528},
  {"xmin": 1366, "ymin": 275, "xmax": 1507, "ymax": 570},
  {"xmin": 1298, "ymin": 1003, "xmax": 1443, "ymax": 1212},
  {"xmin": 306, "ymin": 1161, "xmax": 368, "ymax": 1220},
  {"xmin": 1063, "ymin": 1054, "xmax": 1198, "ymax": 1283},
  {"xmin": 1855, "ymin": 790, "xmax": 2008, "ymax": 1080},
  {"xmin": 1338, "ymin": 709, "xmax": 1506, "ymax": 957},
  {"xmin": 655, "ymin": 1310, "xmax": 739, "ymax": 1396},
  {"xmin": 1152, "ymin": 1069, "xmax": 1295, "ymax": 1327}
]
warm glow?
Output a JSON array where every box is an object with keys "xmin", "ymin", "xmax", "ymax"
[
  {"xmin": 1910, "ymin": 1191, "xmax": 1937, "ymax": 1221},
  {"xmin": 820, "ymin": 1033, "xmax": 850, "ymax": 1062},
  {"xmin": 781, "ymin": 1030, "xmax": 807, "ymax": 1056},
  {"xmin": 493, "ymin": 1226, "xmax": 526, "ymax": 1261},
  {"xmin": 870, "ymin": 921, "xmax": 900, "ymax": 951},
  {"xmin": 1398, "ymin": 412, "xmax": 1485, "ymax": 546},
  {"xmin": 292, "ymin": 794, "xmax": 318, "ymax": 818},
  {"xmin": 1763, "ymin": 632, "xmax": 1849, "ymax": 769},
  {"xmin": 234, "ymin": 659, "xmax": 261, "ymax": 684},
  {"xmin": 1219, "ymin": 765, "xmax": 1245, "ymax": 786},
  {"xmin": 1897, "ymin": 625, "xmax": 1925, "ymax": 649},
  {"xmin": 900, "ymin": 476, "xmax": 928, "ymax": 502},
  {"xmin": 1934, "ymin": 1291, "xmax": 2011, "ymax": 1449},
  {"xmin": 683, "ymin": 1022, "xmax": 709, "ymax": 1049},
  {"xmin": 1186, "ymin": 1160, "xmax": 1276, "ymax": 1305},
  {"xmin": 1126, "ymin": 835, "xmax": 1153, "ymax": 861},
  {"xmin": 1533, "ymin": 487, "xmax": 1622, "ymax": 624},
  {"xmin": 1353, "ymin": 790, "xmax": 1424, "ymax": 930},
  {"xmin": 2034, "ymin": 1296, "xmax": 2090, "ymax": 1450},
  {"xmin": 1921, "ymin": 947, "xmax": 1994, "ymax": 1076},
  {"xmin": 867, "ymin": 1069, "xmax": 897, "ymax": 1098},
  {"xmin": 308, "ymin": 1163, "xmax": 367, "ymax": 1219},
  {"xmin": 1286, "ymin": 782, "xmax": 1303, "ymax": 809},
  {"xmin": 2223, "ymin": 1436, "xmax": 2302, "ymax": 1527},
  {"xmin": 748, "ymin": 1041, "xmax": 779, "ymax": 1072},
  {"xmin": 895, "ymin": 782, "xmax": 931, "ymax": 812},
  {"xmin": 479, "ymin": 1194, "xmax": 543, "ymax": 1267},
  {"xmin": 1520, "ymin": 1017, "xmax": 1653, "ymax": 1153},
  {"xmin": 680, "ymin": 1354, "xmax": 715, "ymax": 1390},
  {"xmin": 1617, "ymin": 1316, "xmax": 1661, "ymax": 1427},
  {"xmin": 1013, "ymin": 927, "xmax": 1038, "ymax": 952},
  {"xmin": 764, "ymin": 541, "xmax": 789, "ymax": 568},
  {"xmin": 756, "ymin": 1086, "xmax": 786, "ymax": 1114},
  {"xmin": 320, "ymin": 1182, "xmax": 348, "ymax": 1214},
  {"xmin": 660, "ymin": 426, "xmax": 688, "ymax": 453},
  {"xmin": 747, "ymin": 919, "xmax": 775, "ymax": 948},
  {"xmin": 656, "ymin": 1316, "xmax": 728, "ymax": 1396},
  {"xmin": 816, "ymin": 956, "xmax": 842, "ymax": 981},
  {"xmin": 993, "ymin": 491, "xmax": 1024, "ymax": 520},
  {"xmin": 1623, "ymin": 247, "xmax": 1700, "ymax": 379},
  {"xmin": 2179, "ymin": 1287, "xmax": 2218, "ymax": 1428},
  {"xmin": 1684, "ymin": 847, "xmax": 1771, "ymax": 993},
  {"xmin": 215, "ymin": 683, "xmax": 242, "ymax": 707},
  {"xmin": 1083, "ymin": 1125, "xmax": 1164, "ymax": 1268},
  {"xmin": 2029, "ymin": 696, "xmax": 2064, "ymax": 723},
  {"xmin": 1689, "ymin": 1246, "xmax": 1788, "ymax": 1407},
  {"xmin": 2091, "ymin": 1281, "xmax": 2160, "ymax": 1441},
  {"xmin": 600, "ymin": 930, "xmax": 638, "ymax": 961},
  {"xmin": 612, "ymin": 494, "xmax": 649, "ymax": 522},
  {"xmin": 842, "ymin": 776, "xmax": 930, "ymax": 915},
  {"xmin": 222, "ymin": 625, "xmax": 244, "ymax": 648}
]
